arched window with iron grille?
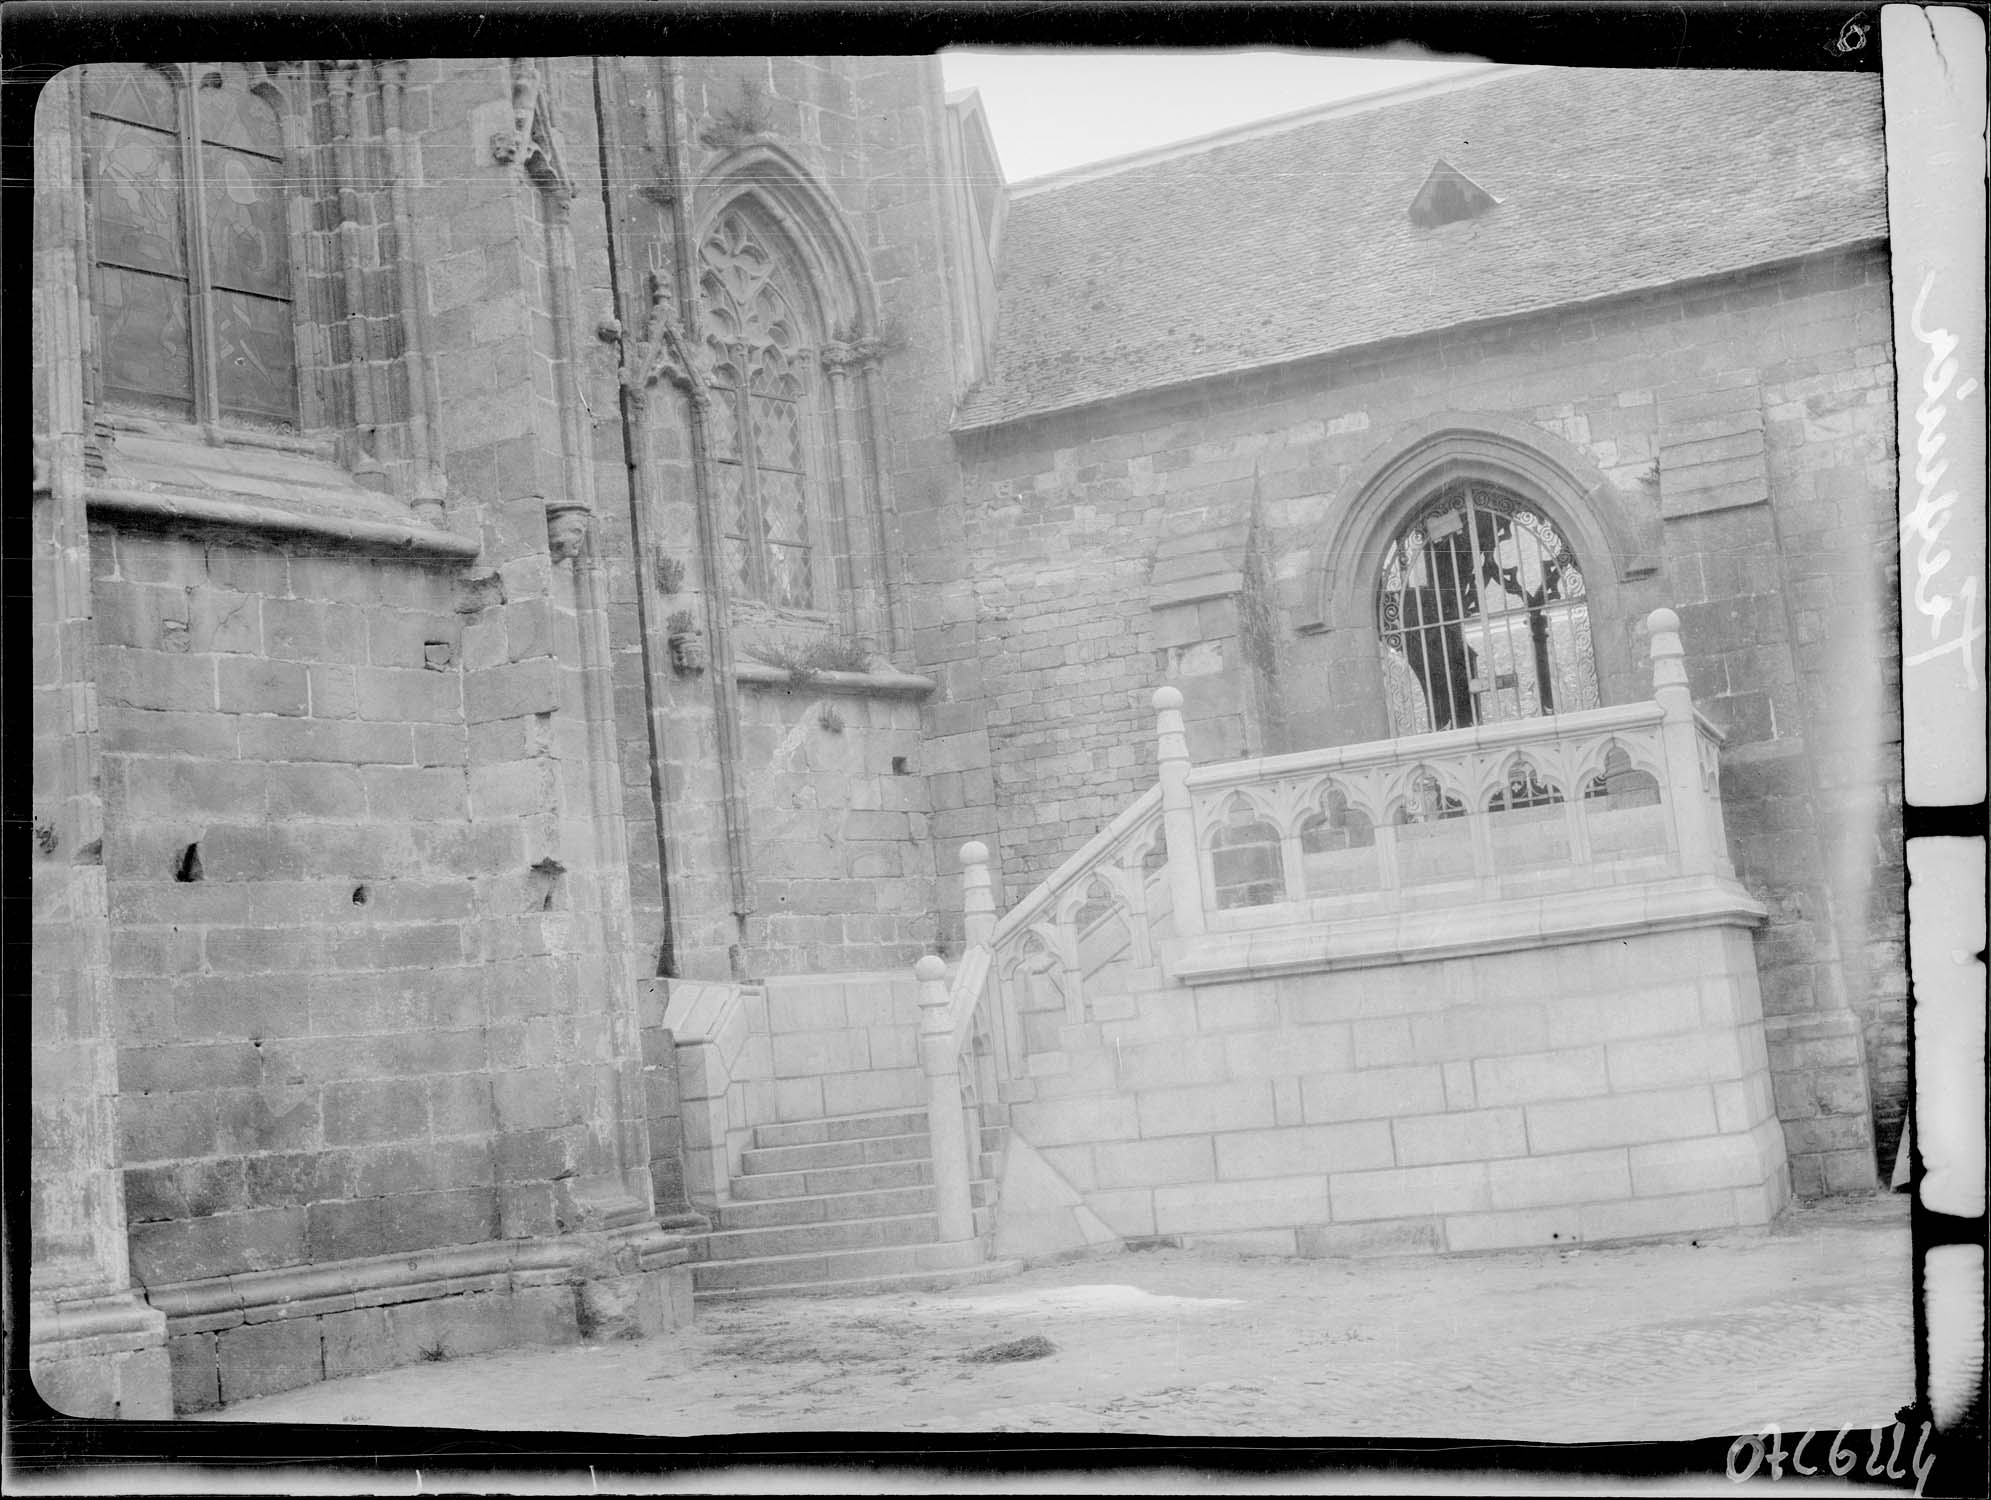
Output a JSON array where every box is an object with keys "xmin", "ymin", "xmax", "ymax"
[{"xmin": 1376, "ymin": 482, "xmax": 1599, "ymax": 736}]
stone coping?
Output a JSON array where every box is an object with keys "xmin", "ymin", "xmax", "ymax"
[
  {"xmin": 733, "ymin": 660, "xmax": 936, "ymax": 699},
  {"xmin": 85, "ymin": 484, "xmax": 481, "ymax": 559},
  {"xmin": 658, "ymin": 976, "xmax": 751, "ymax": 1045},
  {"xmin": 992, "ymin": 786, "xmax": 1164, "ymax": 945},
  {"xmin": 1183, "ymin": 701, "xmax": 1699, "ymax": 793},
  {"xmin": 1167, "ymin": 872, "xmax": 1768, "ymax": 984},
  {"xmin": 144, "ymin": 1221, "xmax": 694, "ymax": 1332}
]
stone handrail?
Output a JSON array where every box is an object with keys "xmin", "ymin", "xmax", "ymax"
[{"xmin": 987, "ymin": 785, "xmax": 1165, "ymax": 948}]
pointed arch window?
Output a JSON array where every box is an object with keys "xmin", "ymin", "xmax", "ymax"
[
  {"xmin": 81, "ymin": 62, "xmax": 299, "ymax": 431},
  {"xmin": 700, "ymin": 210, "xmax": 825, "ymax": 611},
  {"xmin": 1376, "ymin": 481, "xmax": 1599, "ymax": 735}
]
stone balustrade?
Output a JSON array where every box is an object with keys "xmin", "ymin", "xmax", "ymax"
[{"xmin": 917, "ymin": 608, "xmax": 1768, "ymax": 1256}]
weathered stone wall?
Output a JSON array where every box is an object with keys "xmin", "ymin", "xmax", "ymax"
[
  {"xmin": 35, "ymin": 56, "xmax": 696, "ymax": 1409},
  {"xmin": 956, "ymin": 245, "xmax": 1903, "ymax": 1191},
  {"xmin": 28, "ymin": 68, "xmax": 175, "ymax": 1419},
  {"xmin": 588, "ymin": 55, "xmax": 975, "ymax": 982},
  {"xmin": 1000, "ymin": 925, "xmax": 1788, "ymax": 1258},
  {"xmin": 96, "ymin": 530, "xmax": 494, "ymax": 1289}
]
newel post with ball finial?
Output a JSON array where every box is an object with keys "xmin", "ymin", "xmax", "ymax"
[
  {"xmin": 915, "ymin": 955, "xmax": 980, "ymax": 1250},
  {"xmin": 1154, "ymin": 686, "xmax": 1207, "ymax": 937},
  {"xmin": 1648, "ymin": 607, "xmax": 1724, "ymax": 875}
]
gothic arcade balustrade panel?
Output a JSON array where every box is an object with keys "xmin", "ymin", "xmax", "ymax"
[
  {"xmin": 1184, "ymin": 706, "xmax": 1682, "ymax": 928},
  {"xmin": 982, "ymin": 789, "xmax": 1170, "ymax": 1073}
]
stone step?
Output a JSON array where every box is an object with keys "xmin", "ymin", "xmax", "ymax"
[
  {"xmin": 737, "ymin": 1131, "xmax": 931, "ymax": 1177},
  {"xmin": 751, "ymin": 1111, "xmax": 1008, "ymax": 1153},
  {"xmin": 689, "ymin": 1233, "xmax": 992, "ymax": 1293},
  {"xmin": 752, "ymin": 1108, "xmax": 928, "ymax": 1150},
  {"xmin": 703, "ymin": 1211, "xmax": 939, "ymax": 1262},
  {"xmin": 712, "ymin": 1178, "xmax": 995, "ymax": 1231},
  {"xmin": 694, "ymin": 1256, "xmax": 1027, "ymax": 1303},
  {"xmin": 727, "ymin": 1151, "xmax": 1001, "ymax": 1202},
  {"xmin": 701, "ymin": 1203, "xmax": 996, "ymax": 1263}
]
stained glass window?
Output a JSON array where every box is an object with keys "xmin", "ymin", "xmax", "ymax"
[
  {"xmin": 82, "ymin": 63, "xmax": 298, "ymax": 430},
  {"xmin": 700, "ymin": 211, "xmax": 819, "ymax": 610},
  {"xmin": 1377, "ymin": 482, "xmax": 1599, "ymax": 736}
]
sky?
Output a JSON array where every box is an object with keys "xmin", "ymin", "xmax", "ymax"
[{"xmin": 937, "ymin": 49, "xmax": 1493, "ymax": 184}]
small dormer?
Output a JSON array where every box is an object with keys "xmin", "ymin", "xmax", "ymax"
[{"xmin": 1408, "ymin": 159, "xmax": 1499, "ymax": 229}]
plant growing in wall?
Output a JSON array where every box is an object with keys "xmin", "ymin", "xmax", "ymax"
[
  {"xmin": 666, "ymin": 609, "xmax": 707, "ymax": 674},
  {"xmin": 654, "ymin": 551, "xmax": 686, "ymax": 594},
  {"xmin": 805, "ymin": 634, "xmax": 874, "ymax": 674},
  {"xmin": 743, "ymin": 631, "xmax": 875, "ymax": 688}
]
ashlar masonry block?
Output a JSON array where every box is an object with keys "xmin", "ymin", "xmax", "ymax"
[
  {"xmin": 1627, "ymin": 1121, "xmax": 1787, "ymax": 1197},
  {"xmin": 1213, "ymin": 1120, "xmax": 1395, "ymax": 1181},
  {"xmin": 1410, "ymin": 1002, "xmax": 1550, "ymax": 1061},
  {"xmin": 770, "ymin": 1027, "xmax": 868, "ymax": 1079},
  {"xmin": 1542, "ymin": 985, "xmax": 1703, "ymax": 1049},
  {"xmin": 1152, "ymin": 1173, "xmax": 1328, "ymax": 1236},
  {"xmin": 820, "ymin": 1067, "xmax": 922, "ymax": 1117},
  {"xmin": 1605, "ymin": 1029, "xmax": 1750, "ymax": 1091},
  {"xmin": 1134, "ymin": 1080, "xmax": 1275, "ymax": 1137},
  {"xmin": 1091, "ymin": 1134, "xmax": 1216, "ymax": 1189},
  {"xmin": 1011, "ymin": 1094, "xmax": 1141, "ymax": 1148},
  {"xmin": 1223, "ymin": 1025, "xmax": 1352, "ymax": 1079},
  {"xmin": 1390, "ymin": 1107, "xmax": 1529, "ymax": 1166},
  {"xmin": 1443, "ymin": 1205, "xmax": 1583, "ymax": 1252},
  {"xmin": 1577, "ymin": 1189, "xmax": 1739, "ymax": 1241},
  {"xmin": 1471, "ymin": 1046, "xmax": 1610, "ymax": 1107},
  {"xmin": 1524, "ymin": 1086, "xmax": 1720, "ymax": 1155},
  {"xmin": 1714, "ymin": 1071, "xmax": 1778, "ymax": 1133},
  {"xmin": 1487, "ymin": 1148, "xmax": 1633, "ymax": 1210},
  {"xmin": 1329, "ymin": 1160, "xmax": 1491, "ymax": 1222},
  {"xmin": 1301, "ymin": 1064, "xmax": 1446, "ymax": 1124}
]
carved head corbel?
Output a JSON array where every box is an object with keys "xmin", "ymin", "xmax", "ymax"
[{"xmin": 545, "ymin": 500, "xmax": 594, "ymax": 562}]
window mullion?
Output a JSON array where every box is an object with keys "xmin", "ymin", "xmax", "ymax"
[
  {"xmin": 179, "ymin": 66, "xmax": 222, "ymax": 432},
  {"xmin": 737, "ymin": 386, "xmax": 772, "ymax": 601},
  {"xmin": 274, "ymin": 63, "xmax": 321, "ymax": 434}
]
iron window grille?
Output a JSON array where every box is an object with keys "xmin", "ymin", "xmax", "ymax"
[{"xmin": 1377, "ymin": 481, "xmax": 1600, "ymax": 736}]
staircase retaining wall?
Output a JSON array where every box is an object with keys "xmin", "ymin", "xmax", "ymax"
[{"xmin": 999, "ymin": 921, "xmax": 1789, "ymax": 1258}]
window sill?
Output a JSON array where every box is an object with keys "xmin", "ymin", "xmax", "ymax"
[
  {"xmin": 85, "ymin": 483, "xmax": 481, "ymax": 559},
  {"xmin": 733, "ymin": 660, "xmax": 935, "ymax": 699},
  {"xmin": 82, "ymin": 426, "xmax": 478, "ymax": 559}
]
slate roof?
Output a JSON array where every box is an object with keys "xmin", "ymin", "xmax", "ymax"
[{"xmin": 955, "ymin": 67, "xmax": 1887, "ymax": 431}]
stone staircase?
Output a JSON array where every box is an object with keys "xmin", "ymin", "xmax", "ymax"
[{"xmin": 690, "ymin": 1106, "xmax": 1022, "ymax": 1300}]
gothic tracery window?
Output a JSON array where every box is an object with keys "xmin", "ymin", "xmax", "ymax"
[
  {"xmin": 82, "ymin": 62, "xmax": 299, "ymax": 430},
  {"xmin": 700, "ymin": 210, "xmax": 823, "ymax": 611},
  {"xmin": 1376, "ymin": 481, "xmax": 1599, "ymax": 735}
]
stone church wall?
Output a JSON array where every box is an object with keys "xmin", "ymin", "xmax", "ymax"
[
  {"xmin": 585, "ymin": 56, "xmax": 989, "ymax": 981},
  {"xmin": 958, "ymin": 244, "xmax": 1903, "ymax": 1191}
]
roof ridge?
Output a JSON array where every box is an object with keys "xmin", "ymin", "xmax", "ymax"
[{"xmin": 1007, "ymin": 62, "xmax": 1530, "ymax": 198}]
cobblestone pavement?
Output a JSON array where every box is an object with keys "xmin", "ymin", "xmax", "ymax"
[{"xmin": 202, "ymin": 1196, "xmax": 1911, "ymax": 1444}]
